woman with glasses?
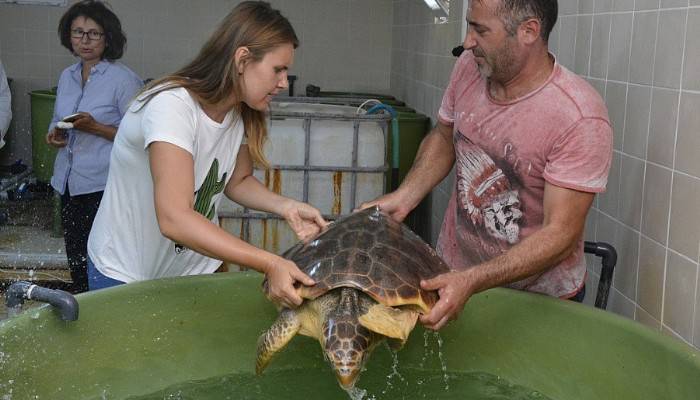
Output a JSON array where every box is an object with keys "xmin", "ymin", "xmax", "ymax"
[{"xmin": 46, "ymin": 0, "xmax": 142, "ymax": 293}]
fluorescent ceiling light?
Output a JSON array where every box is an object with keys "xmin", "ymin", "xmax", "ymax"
[{"xmin": 423, "ymin": 0, "xmax": 441, "ymax": 10}]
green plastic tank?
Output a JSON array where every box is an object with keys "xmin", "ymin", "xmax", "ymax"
[
  {"xmin": 1, "ymin": 273, "xmax": 698, "ymax": 399},
  {"xmin": 386, "ymin": 111, "xmax": 431, "ymax": 240},
  {"xmin": 29, "ymin": 89, "xmax": 58, "ymax": 184}
]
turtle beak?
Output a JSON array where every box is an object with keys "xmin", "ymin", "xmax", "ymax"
[{"xmin": 336, "ymin": 369, "xmax": 361, "ymax": 389}]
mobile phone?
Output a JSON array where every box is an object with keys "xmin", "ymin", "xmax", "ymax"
[{"xmin": 61, "ymin": 113, "xmax": 82, "ymax": 123}]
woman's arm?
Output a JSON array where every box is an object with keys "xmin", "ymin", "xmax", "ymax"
[
  {"xmin": 149, "ymin": 141, "xmax": 314, "ymax": 308},
  {"xmin": 225, "ymin": 144, "xmax": 328, "ymax": 241}
]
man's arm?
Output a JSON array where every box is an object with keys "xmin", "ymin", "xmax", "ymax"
[
  {"xmin": 419, "ymin": 182, "xmax": 595, "ymax": 330},
  {"xmin": 360, "ymin": 120, "xmax": 455, "ymax": 221}
]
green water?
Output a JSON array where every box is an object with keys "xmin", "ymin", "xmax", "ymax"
[{"xmin": 128, "ymin": 368, "xmax": 553, "ymax": 400}]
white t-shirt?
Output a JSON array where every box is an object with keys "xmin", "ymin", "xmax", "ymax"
[{"xmin": 88, "ymin": 86, "xmax": 245, "ymax": 282}]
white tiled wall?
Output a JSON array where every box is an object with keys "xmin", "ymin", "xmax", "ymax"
[
  {"xmin": 549, "ymin": 0, "xmax": 700, "ymax": 349},
  {"xmin": 389, "ymin": 0, "xmax": 463, "ymax": 243},
  {"xmin": 0, "ymin": 0, "xmax": 394, "ymax": 165}
]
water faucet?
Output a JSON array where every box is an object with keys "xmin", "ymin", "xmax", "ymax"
[{"xmin": 5, "ymin": 281, "xmax": 79, "ymax": 321}]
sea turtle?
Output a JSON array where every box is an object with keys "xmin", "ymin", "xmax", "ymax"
[{"xmin": 255, "ymin": 206, "xmax": 450, "ymax": 389}]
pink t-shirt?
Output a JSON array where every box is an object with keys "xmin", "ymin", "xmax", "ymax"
[{"xmin": 436, "ymin": 52, "xmax": 612, "ymax": 298}]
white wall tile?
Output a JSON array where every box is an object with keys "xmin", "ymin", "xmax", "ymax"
[
  {"xmin": 663, "ymin": 251, "xmax": 698, "ymax": 341},
  {"xmin": 589, "ymin": 14, "xmax": 611, "ymax": 79},
  {"xmin": 629, "ymin": 11, "xmax": 658, "ymax": 85},
  {"xmin": 653, "ymin": 9, "xmax": 687, "ymax": 89},
  {"xmin": 604, "ymin": 81, "xmax": 627, "ymax": 151},
  {"xmin": 682, "ymin": 9, "xmax": 700, "ymax": 92},
  {"xmin": 574, "ymin": 15, "xmax": 592, "ymax": 75},
  {"xmin": 618, "ymin": 154, "xmax": 645, "ymax": 229},
  {"xmin": 622, "ymin": 84, "xmax": 651, "ymax": 159},
  {"xmin": 675, "ymin": 92, "xmax": 700, "ymax": 178},
  {"xmin": 647, "ymin": 88, "xmax": 679, "ymax": 168}
]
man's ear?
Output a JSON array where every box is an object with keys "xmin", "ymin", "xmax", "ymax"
[
  {"xmin": 234, "ymin": 46, "xmax": 251, "ymax": 74},
  {"xmin": 519, "ymin": 18, "xmax": 542, "ymax": 45}
]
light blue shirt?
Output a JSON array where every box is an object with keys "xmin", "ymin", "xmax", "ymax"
[{"xmin": 50, "ymin": 60, "xmax": 142, "ymax": 196}]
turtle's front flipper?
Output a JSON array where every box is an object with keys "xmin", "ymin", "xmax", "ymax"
[
  {"xmin": 256, "ymin": 308, "xmax": 301, "ymax": 375},
  {"xmin": 358, "ymin": 303, "xmax": 418, "ymax": 344}
]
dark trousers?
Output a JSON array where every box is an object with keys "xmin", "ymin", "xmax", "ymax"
[
  {"xmin": 568, "ymin": 284, "xmax": 586, "ymax": 303},
  {"xmin": 61, "ymin": 189, "xmax": 103, "ymax": 293}
]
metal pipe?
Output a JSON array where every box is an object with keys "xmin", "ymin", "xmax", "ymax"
[
  {"xmin": 584, "ymin": 241, "xmax": 618, "ymax": 310},
  {"xmin": 350, "ymin": 120, "xmax": 360, "ymax": 211},
  {"xmin": 5, "ymin": 281, "xmax": 79, "ymax": 321}
]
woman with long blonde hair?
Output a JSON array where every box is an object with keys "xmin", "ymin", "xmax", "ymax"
[{"xmin": 87, "ymin": 1, "xmax": 326, "ymax": 308}]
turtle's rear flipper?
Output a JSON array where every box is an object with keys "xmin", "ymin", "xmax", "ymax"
[
  {"xmin": 358, "ymin": 304, "xmax": 418, "ymax": 344},
  {"xmin": 256, "ymin": 309, "xmax": 301, "ymax": 375}
]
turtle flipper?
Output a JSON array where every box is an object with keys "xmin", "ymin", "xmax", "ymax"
[
  {"xmin": 358, "ymin": 303, "xmax": 418, "ymax": 343},
  {"xmin": 256, "ymin": 308, "xmax": 301, "ymax": 375}
]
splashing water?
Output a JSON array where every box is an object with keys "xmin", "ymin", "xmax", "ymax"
[
  {"xmin": 418, "ymin": 330, "xmax": 449, "ymax": 389},
  {"xmin": 380, "ymin": 346, "xmax": 406, "ymax": 395},
  {"xmin": 435, "ymin": 332, "xmax": 450, "ymax": 390},
  {"xmin": 343, "ymin": 386, "xmax": 371, "ymax": 400},
  {"xmin": 419, "ymin": 330, "xmax": 432, "ymax": 368}
]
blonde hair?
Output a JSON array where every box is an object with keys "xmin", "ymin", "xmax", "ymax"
[{"xmin": 139, "ymin": 1, "xmax": 298, "ymax": 167}]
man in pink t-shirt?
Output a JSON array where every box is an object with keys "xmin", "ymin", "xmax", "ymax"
[{"xmin": 362, "ymin": 0, "xmax": 612, "ymax": 330}]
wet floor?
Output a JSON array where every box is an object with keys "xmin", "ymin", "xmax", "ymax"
[{"xmin": 0, "ymin": 195, "xmax": 70, "ymax": 320}]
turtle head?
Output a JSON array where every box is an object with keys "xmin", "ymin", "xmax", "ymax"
[{"xmin": 322, "ymin": 317, "xmax": 376, "ymax": 389}]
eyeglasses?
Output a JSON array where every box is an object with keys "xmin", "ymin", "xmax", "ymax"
[{"xmin": 70, "ymin": 29, "xmax": 104, "ymax": 41}]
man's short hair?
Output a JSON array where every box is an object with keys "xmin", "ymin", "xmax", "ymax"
[{"xmin": 495, "ymin": 0, "xmax": 558, "ymax": 41}]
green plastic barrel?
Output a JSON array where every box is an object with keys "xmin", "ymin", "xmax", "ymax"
[
  {"xmin": 386, "ymin": 112, "xmax": 430, "ymax": 239},
  {"xmin": 1, "ymin": 273, "xmax": 699, "ymax": 399},
  {"xmin": 30, "ymin": 90, "xmax": 58, "ymax": 183},
  {"xmin": 390, "ymin": 112, "xmax": 430, "ymax": 187}
]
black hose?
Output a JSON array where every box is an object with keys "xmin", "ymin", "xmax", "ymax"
[{"xmin": 584, "ymin": 242, "xmax": 617, "ymax": 310}]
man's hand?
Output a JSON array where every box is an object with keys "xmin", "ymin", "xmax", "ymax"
[
  {"xmin": 357, "ymin": 191, "xmax": 413, "ymax": 222},
  {"xmin": 419, "ymin": 269, "xmax": 477, "ymax": 330},
  {"xmin": 280, "ymin": 199, "xmax": 329, "ymax": 242}
]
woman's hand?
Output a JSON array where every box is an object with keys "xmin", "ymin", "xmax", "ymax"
[
  {"xmin": 279, "ymin": 199, "xmax": 329, "ymax": 242},
  {"xmin": 264, "ymin": 257, "xmax": 315, "ymax": 309},
  {"xmin": 46, "ymin": 128, "xmax": 68, "ymax": 148},
  {"xmin": 69, "ymin": 112, "xmax": 97, "ymax": 132}
]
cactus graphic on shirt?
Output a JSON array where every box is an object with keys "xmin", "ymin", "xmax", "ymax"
[
  {"xmin": 174, "ymin": 159, "xmax": 227, "ymax": 254},
  {"xmin": 194, "ymin": 159, "xmax": 227, "ymax": 220}
]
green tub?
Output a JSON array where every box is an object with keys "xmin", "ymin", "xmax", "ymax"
[{"xmin": 1, "ymin": 273, "xmax": 698, "ymax": 399}]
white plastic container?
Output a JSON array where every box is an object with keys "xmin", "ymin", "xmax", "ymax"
[{"xmin": 218, "ymin": 102, "xmax": 389, "ymax": 259}]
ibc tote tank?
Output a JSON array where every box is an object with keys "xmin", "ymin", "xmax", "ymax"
[{"xmin": 218, "ymin": 102, "xmax": 390, "ymax": 260}]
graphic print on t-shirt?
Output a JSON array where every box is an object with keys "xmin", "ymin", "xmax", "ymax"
[
  {"xmin": 455, "ymin": 131, "xmax": 523, "ymax": 257},
  {"xmin": 174, "ymin": 158, "xmax": 227, "ymax": 254}
]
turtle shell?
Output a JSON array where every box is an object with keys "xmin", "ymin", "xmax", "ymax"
[{"xmin": 278, "ymin": 206, "xmax": 451, "ymax": 313}]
